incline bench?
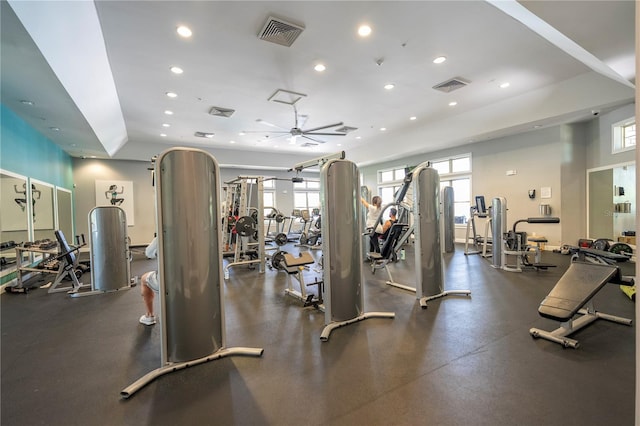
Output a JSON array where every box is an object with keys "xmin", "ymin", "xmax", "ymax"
[{"xmin": 529, "ymin": 248, "xmax": 634, "ymax": 348}]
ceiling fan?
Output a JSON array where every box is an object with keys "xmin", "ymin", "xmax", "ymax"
[{"xmin": 245, "ymin": 105, "xmax": 347, "ymax": 145}]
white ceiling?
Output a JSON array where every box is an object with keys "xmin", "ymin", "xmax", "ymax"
[{"xmin": 1, "ymin": 1, "xmax": 635, "ymax": 170}]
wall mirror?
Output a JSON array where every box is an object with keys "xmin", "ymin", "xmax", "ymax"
[
  {"xmin": 56, "ymin": 187, "xmax": 73, "ymax": 242},
  {"xmin": 588, "ymin": 161, "xmax": 635, "ymax": 242},
  {"xmin": 31, "ymin": 179, "xmax": 55, "ymax": 241},
  {"xmin": 0, "ymin": 170, "xmax": 29, "ymax": 271}
]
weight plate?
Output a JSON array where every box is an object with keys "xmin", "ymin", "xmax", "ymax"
[
  {"xmin": 235, "ymin": 216, "xmax": 257, "ymax": 237},
  {"xmin": 592, "ymin": 238, "xmax": 612, "ymax": 251},
  {"xmin": 610, "ymin": 242, "xmax": 632, "ymax": 256},
  {"xmin": 272, "ymin": 251, "xmax": 287, "ymax": 270},
  {"xmin": 275, "ymin": 213, "xmax": 285, "ymax": 223},
  {"xmin": 274, "ymin": 233, "xmax": 288, "ymax": 246}
]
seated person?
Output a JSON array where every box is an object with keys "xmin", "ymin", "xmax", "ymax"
[
  {"xmin": 139, "ymin": 237, "xmax": 159, "ymax": 326},
  {"xmin": 378, "ymin": 208, "xmax": 398, "ymax": 243}
]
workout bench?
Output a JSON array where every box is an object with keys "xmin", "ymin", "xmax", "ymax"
[
  {"xmin": 283, "ymin": 252, "xmax": 323, "ymax": 309},
  {"xmin": 529, "ymin": 249, "xmax": 633, "ymax": 348}
]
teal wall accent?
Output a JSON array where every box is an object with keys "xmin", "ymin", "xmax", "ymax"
[{"xmin": 0, "ymin": 104, "xmax": 73, "ymax": 189}]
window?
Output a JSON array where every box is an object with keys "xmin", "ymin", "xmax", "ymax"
[
  {"xmin": 612, "ymin": 118, "xmax": 636, "ymax": 153},
  {"xmin": 433, "ymin": 154, "xmax": 472, "ymax": 225},
  {"xmin": 263, "ymin": 178, "xmax": 275, "ymax": 209},
  {"xmin": 294, "ymin": 180, "xmax": 320, "ymax": 215},
  {"xmin": 378, "ymin": 166, "xmax": 410, "ymax": 205}
]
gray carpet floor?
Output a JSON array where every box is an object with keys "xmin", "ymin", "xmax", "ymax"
[{"xmin": 1, "ymin": 244, "xmax": 635, "ymax": 426}]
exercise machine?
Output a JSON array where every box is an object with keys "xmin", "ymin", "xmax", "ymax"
[
  {"xmin": 464, "ymin": 195, "xmax": 492, "ymax": 257},
  {"xmin": 501, "ymin": 217, "xmax": 559, "ymax": 272},
  {"xmin": 222, "ymin": 176, "xmax": 266, "ymax": 278},
  {"xmin": 282, "ymin": 252, "xmax": 323, "ymax": 309},
  {"xmin": 71, "ymin": 206, "xmax": 133, "ymax": 297},
  {"xmin": 413, "ymin": 163, "xmax": 471, "ymax": 308},
  {"xmin": 122, "ymin": 147, "xmax": 262, "ymax": 398},
  {"xmin": 529, "ymin": 247, "xmax": 633, "ymax": 348},
  {"xmin": 290, "ymin": 152, "xmax": 395, "ymax": 341}
]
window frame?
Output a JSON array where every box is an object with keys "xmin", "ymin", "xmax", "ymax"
[{"xmin": 612, "ymin": 117, "xmax": 636, "ymax": 154}]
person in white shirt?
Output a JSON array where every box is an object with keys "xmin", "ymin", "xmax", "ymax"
[{"xmin": 361, "ymin": 196, "xmax": 383, "ymax": 253}]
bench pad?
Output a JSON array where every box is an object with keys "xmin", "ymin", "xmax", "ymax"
[{"xmin": 538, "ymin": 261, "xmax": 618, "ymax": 321}]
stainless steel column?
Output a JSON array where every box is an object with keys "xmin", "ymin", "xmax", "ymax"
[
  {"xmin": 319, "ymin": 159, "xmax": 394, "ymax": 341},
  {"xmin": 442, "ymin": 186, "xmax": 455, "ymax": 253},
  {"xmin": 491, "ymin": 197, "xmax": 507, "ymax": 269},
  {"xmin": 414, "ymin": 165, "xmax": 443, "ymax": 299},
  {"xmin": 414, "ymin": 164, "xmax": 470, "ymax": 308},
  {"xmin": 121, "ymin": 147, "xmax": 262, "ymax": 399},
  {"xmin": 321, "ymin": 159, "xmax": 363, "ymax": 322},
  {"xmin": 89, "ymin": 206, "xmax": 130, "ymax": 291}
]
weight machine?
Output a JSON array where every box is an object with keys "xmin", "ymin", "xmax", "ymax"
[
  {"xmin": 221, "ymin": 176, "xmax": 266, "ymax": 278},
  {"xmin": 289, "ymin": 152, "xmax": 395, "ymax": 340},
  {"xmin": 464, "ymin": 195, "xmax": 492, "ymax": 257},
  {"xmin": 490, "ymin": 197, "xmax": 560, "ymax": 272},
  {"xmin": 122, "ymin": 147, "xmax": 262, "ymax": 398}
]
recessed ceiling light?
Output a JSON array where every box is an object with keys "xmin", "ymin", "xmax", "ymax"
[
  {"xmin": 384, "ymin": 83, "xmax": 395, "ymax": 90},
  {"xmin": 337, "ymin": 143, "xmax": 342, "ymax": 147},
  {"xmin": 238, "ymin": 132, "xmax": 246, "ymax": 136},
  {"xmin": 356, "ymin": 136, "xmax": 362, "ymax": 140},
  {"xmin": 533, "ymin": 125, "xmax": 541, "ymax": 129},
  {"xmin": 205, "ymin": 134, "xmax": 214, "ymax": 139},
  {"xmin": 358, "ymin": 25, "xmax": 372, "ymax": 37},
  {"xmin": 433, "ymin": 56, "xmax": 447, "ymax": 64},
  {"xmin": 160, "ymin": 133, "xmax": 167, "ymax": 137},
  {"xmin": 166, "ymin": 92, "xmax": 177, "ymax": 98},
  {"xmin": 380, "ymin": 127, "xmax": 387, "ymax": 131},
  {"xmin": 170, "ymin": 66, "xmax": 184, "ymax": 74},
  {"xmin": 500, "ymin": 82, "xmax": 510, "ymax": 88},
  {"xmin": 20, "ymin": 100, "xmax": 34, "ymax": 106},
  {"xmin": 162, "ymin": 123, "xmax": 170, "ymax": 127},
  {"xmin": 49, "ymin": 127, "xmax": 60, "ymax": 131},
  {"xmin": 409, "ymin": 116, "xmax": 417, "ymax": 121},
  {"xmin": 89, "ymin": 156, "xmax": 97, "ymax": 159},
  {"xmin": 449, "ymin": 101, "xmax": 458, "ymax": 106},
  {"xmin": 177, "ymin": 25, "xmax": 192, "ymax": 38},
  {"xmin": 314, "ymin": 63, "xmax": 326, "ymax": 72},
  {"xmin": 164, "ymin": 110, "xmax": 173, "ymax": 115},
  {"xmin": 230, "ymin": 140, "xmax": 236, "ymax": 144}
]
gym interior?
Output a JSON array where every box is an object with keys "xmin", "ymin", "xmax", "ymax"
[{"xmin": 1, "ymin": 2, "xmax": 638, "ymax": 426}]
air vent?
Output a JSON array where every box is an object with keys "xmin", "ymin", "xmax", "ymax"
[
  {"xmin": 300, "ymin": 142, "xmax": 318, "ymax": 148},
  {"xmin": 194, "ymin": 132, "xmax": 215, "ymax": 139},
  {"xmin": 432, "ymin": 77, "xmax": 470, "ymax": 93},
  {"xmin": 209, "ymin": 106, "xmax": 235, "ymax": 117},
  {"xmin": 259, "ymin": 16, "xmax": 305, "ymax": 47},
  {"xmin": 335, "ymin": 126, "xmax": 357, "ymax": 133},
  {"xmin": 268, "ymin": 89, "xmax": 307, "ymax": 105}
]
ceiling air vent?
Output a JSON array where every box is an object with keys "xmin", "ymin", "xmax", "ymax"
[
  {"xmin": 432, "ymin": 77, "xmax": 470, "ymax": 93},
  {"xmin": 300, "ymin": 142, "xmax": 318, "ymax": 148},
  {"xmin": 194, "ymin": 132, "xmax": 215, "ymax": 139},
  {"xmin": 209, "ymin": 106, "xmax": 235, "ymax": 117},
  {"xmin": 259, "ymin": 16, "xmax": 305, "ymax": 47}
]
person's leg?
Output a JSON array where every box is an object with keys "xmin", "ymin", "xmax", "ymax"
[{"xmin": 139, "ymin": 271, "xmax": 157, "ymax": 325}]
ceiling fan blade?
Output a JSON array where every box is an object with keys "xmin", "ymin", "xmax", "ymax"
[
  {"xmin": 265, "ymin": 133, "xmax": 292, "ymax": 140},
  {"xmin": 304, "ymin": 132, "xmax": 347, "ymax": 136},
  {"xmin": 256, "ymin": 119, "xmax": 289, "ymax": 131},
  {"xmin": 302, "ymin": 135, "xmax": 326, "ymax": 144},
  {"xmin": 302, "ymin": 122, "xmax": 344, "ymax": 133},
  {"xmin": 243, "ymin": 129, "xmax": 290, "ymax": 134}
]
